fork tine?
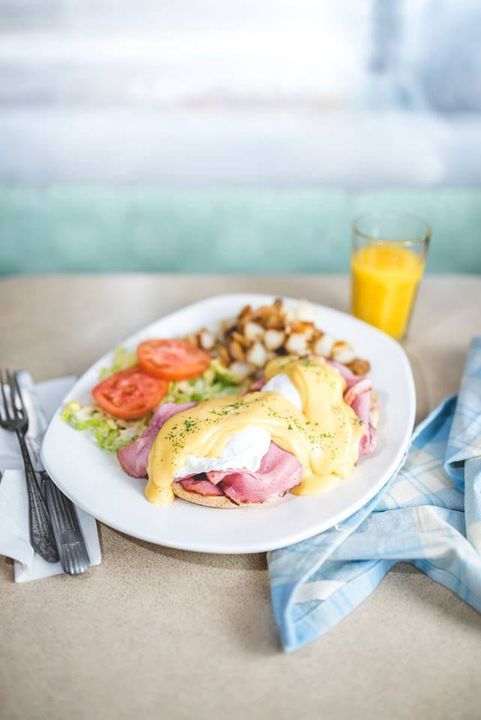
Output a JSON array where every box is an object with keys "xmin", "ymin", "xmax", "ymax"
[
  {"xmin": 13, "ymin": 372, "xmax": 26, "ymax": 414},
  {"xmin": 8, "ymin": 370, "xmax": 25, "ymax": 420},
  {"xmin": 0, "ymin": 369, "xmax": 11, "ymax": 421},
  {"xmin": 6, "ymin": 370, "xmax": 18, "ymax": 419}
]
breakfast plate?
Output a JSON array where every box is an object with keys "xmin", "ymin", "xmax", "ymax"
[{"xmin": 41, "ymin": 294, "xmax": 416, "ymax": 553}]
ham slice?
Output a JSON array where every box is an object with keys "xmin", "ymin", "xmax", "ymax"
[
  {"xmin": 344, "ymin": 378, "xmax": 373, "ymax": 406},
  {"xmin": 179, "ymin": 475, "xmax": 223, "ymax": 496},
  {"xmin": 245, "ymin": 377, "xmax": 265, "ymax": 393},
  {"xmin": 205, "ymin": 442, "xmax": 302, "ymax": 505},
  {"xmin": 328, "ymin": 360, "xmax": 377, "ymax": 455},
  {"xmin": 334, "ymin": 366, "xmax": 377, "ymax": 456},
  {"xmin": 118, "ymin": 402, "xmax": 196, "ymax": 478},
  {"xmin": 351, "ymin": 390, "xmax": 377, "ymax": 455}
]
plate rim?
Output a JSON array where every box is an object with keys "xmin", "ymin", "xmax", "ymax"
[{"xmin": 41, "ymin": 293, "xmax": 416, "ymax": 553}]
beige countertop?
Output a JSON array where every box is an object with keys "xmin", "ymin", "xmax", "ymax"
[{"xmin": 1, "ymin": 274, "xmax": 481, "ymax": 720}]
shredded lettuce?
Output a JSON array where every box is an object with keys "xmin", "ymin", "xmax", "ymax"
[
  {"xmin": 164, "ymin": 360, "xmax": 247, "ymax": 403},
  {"xmin": 98, "ymin": 346, "xmax": 137, "ymax": 380},
  {"xmin": 60, "ymin": 401, "xmax": 149, "ymax": 452}
]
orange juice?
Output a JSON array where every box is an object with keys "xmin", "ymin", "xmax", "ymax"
[{"xmin": 351, "ymin": 244, "xmax": 425, "ymax": 339}]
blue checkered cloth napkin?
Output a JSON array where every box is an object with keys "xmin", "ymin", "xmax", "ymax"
[{"xmin": 268, "ymin": 337, "xmax": 481, "ymax": 652}]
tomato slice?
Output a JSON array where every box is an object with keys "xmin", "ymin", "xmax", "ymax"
[
  {"xmin": 92, "ymin": 366, "xmax": 168, "ymax": 419},
  {"xmin": 137, "ymin": 339, "xmax": 211, "ymax": 381}
]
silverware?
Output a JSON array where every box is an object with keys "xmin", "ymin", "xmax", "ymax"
[
  {"xmin": 0, "ymin": 369, "xmax": 58, "ymax": 562},
  {"xmin": 17, "ymin": 371, "xmax": 91, "ymax": 576}
]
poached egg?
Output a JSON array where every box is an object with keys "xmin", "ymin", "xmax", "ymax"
[{"xmin": 171, "ymin": 373, "xmax": 301, "ymax": 481}]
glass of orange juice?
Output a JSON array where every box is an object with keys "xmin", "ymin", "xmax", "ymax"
[{"xmin": 351, "ymin": 211, "xmax": 431, "ymax": 340}]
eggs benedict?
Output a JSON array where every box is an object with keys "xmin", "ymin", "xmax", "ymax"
[{"xmin": 145, "ymin": 357, "xmax": 364, "ymax": 507}]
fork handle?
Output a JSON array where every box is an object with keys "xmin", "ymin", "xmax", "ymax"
[
  {"xmin": 16, "ymin": 431, "xmax": 59, "ymax": 563},
  {"xmin": 44, "ymin": 474, "xmax": 91, "ymax": 576}
]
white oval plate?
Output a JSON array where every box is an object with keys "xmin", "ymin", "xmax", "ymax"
[{"xmin": 42, "ymin": 294, "xmax": 415, "ymax": 554}]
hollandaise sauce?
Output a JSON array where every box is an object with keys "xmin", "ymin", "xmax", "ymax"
[{"xmin": 146, "ymin": 359, "xmax": 363, "ymax": 505}]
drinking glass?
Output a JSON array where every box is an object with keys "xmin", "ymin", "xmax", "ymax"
[{"xmin": 351, "ymin": 211, "xmax": 431, "ymax": 340}]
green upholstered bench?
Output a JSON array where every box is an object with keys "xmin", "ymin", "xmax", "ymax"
[{"xmin": 1, "ymin": 187, "xmax": 480, "ymax": 275}]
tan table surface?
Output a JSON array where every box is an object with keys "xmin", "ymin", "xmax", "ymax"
[{"xmin": 1, "ymin": 274, "xmax": 481, "ymax": 720}]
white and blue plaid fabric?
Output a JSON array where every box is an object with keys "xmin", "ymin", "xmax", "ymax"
[{"xmin": 269, "ymin": 337, "xmax": 481, "ymax": 652}]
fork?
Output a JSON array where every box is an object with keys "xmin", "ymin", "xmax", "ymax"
[
  {"xmin": 0, "ymin": 369, "xmax": 59, "ymax": 562},
  {"xmin": 6, "ymin": 370, "xmax": 91, "ymax": 575}
]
